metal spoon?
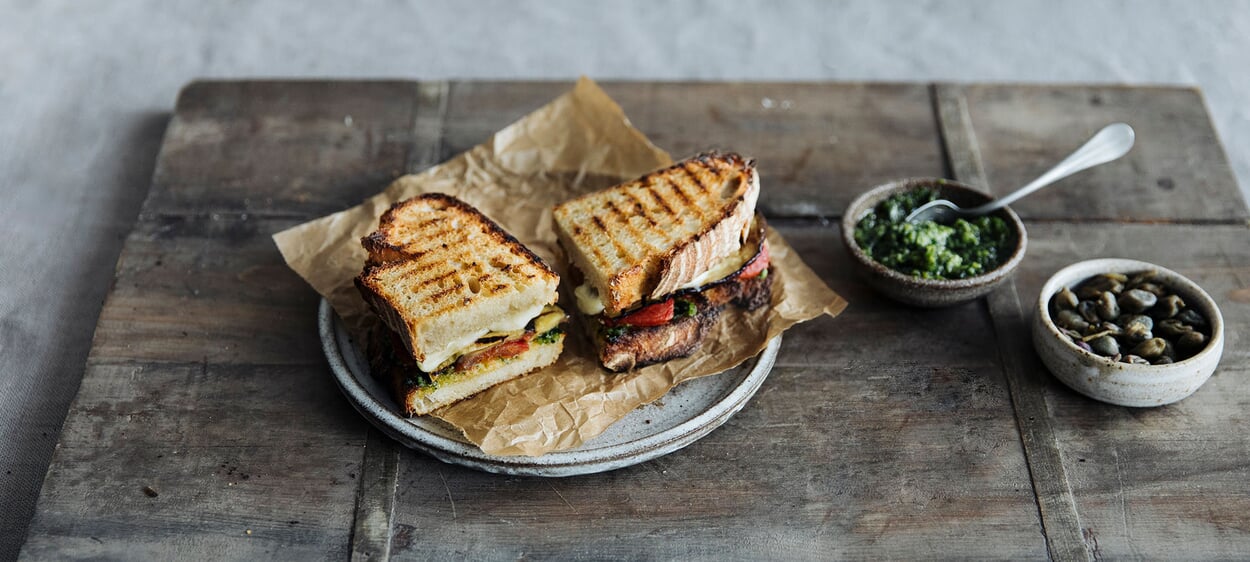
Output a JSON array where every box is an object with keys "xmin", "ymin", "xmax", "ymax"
[{"xmin": 905, "ymin": 123, "xmax": 1136, "ymax": 224}]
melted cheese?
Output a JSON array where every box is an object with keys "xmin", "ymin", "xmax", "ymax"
[
  {"xmin": 574, "ymin": 283, "xmax": 606, "ymax": 316},
  {"xmin": 416, "ymin": 301, "xmax": 549, "ymax": 372},
  {"xmin": 677, "ymin": 243, "xmax": 755, "ymax": 291}
]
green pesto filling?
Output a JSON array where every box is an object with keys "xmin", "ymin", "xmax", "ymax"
[
  {"xmin": 853, "ymin": 187, "xmax": 1012, "ymax": 280},
  {"xmin": 535, "ymin": 326, "xmax": 564, "ymax": 345}
]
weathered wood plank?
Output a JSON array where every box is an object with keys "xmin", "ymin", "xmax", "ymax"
[
  {"xmin": 88, "ymin": 215, "xmax": 323, "ymax": 365},
  {"xmin": 442, "ymin": 81, "xmax": 948, "ymax": 218},
  {"xmin": 1016, "ymin": 222, "xmax": 1250, "ymax": 559},
  {"xmin": 24, "ymin": 81, "xmax": 417, "ymax": 560},
  {"xmin": 388, "ymin": 362, "xmax": 1043, "ymax": 560},
  {"xmin": 147, "ymin": 80, "xmax": 419, "ymax": 217},
  {"xmin": 961, "ymin": 84, "xmax": 1247, "ymax": 222},
  {"xmin": 937, "ymin": 83, "xmax": 1092, "ymax": 562},
  {"xmin": 20, "ymin": 363, "xmax": 365, "ymax": 560}
]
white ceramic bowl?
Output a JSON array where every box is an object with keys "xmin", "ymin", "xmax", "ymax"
[{"xmin": 1033, "ymin": 258, "xmax": 1224, "ymax": 407}]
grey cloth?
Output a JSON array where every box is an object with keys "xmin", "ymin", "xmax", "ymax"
[{"xmin": 3, "ymin": 0, "xmax": 1248, "ymax": 557}]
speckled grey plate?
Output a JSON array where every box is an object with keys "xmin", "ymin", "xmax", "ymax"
[{"xmin": 319, "ymin": 300, "xmax": 780, "ymax": 477}]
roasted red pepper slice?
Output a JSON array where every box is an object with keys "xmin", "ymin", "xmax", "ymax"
[
  {"xmin": 739, "ymin": 241, "xmax": 771, "ymax": 279},
  {"xmin": 604, "ymin": 298, "xmax": 675, "ymax": 327},
  {"xmin": 455, "ymin": 337, "xmax": 530, "ymax": 371}
]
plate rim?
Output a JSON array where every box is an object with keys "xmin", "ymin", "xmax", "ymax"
[{"xmin": 319, "ymin": 299, "xmax": 780, "ymax": 476}]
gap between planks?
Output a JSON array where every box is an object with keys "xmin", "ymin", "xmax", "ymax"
[
  {"xmin": 933, "ymin": 83, "xmax": 1092, "ymax": 562},
  {"xmin": 348, "ymin": 80, "xmax": 449, "ymax": 562}
]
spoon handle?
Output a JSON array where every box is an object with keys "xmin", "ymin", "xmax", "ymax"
[{"xmin": 971, "ymin": 123, "xmax": 1136, "ymax": 214}]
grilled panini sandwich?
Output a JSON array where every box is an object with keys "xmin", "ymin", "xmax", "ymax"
[
  {"xmin": 552, "ymin": 152, "xmax": 773, "ymax": 371},
  {"xmin": 356, "ymin": 194, "xmax": 567, "ymax": 415}
]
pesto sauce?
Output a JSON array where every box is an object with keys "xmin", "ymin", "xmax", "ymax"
[
  {"xmin": 535, "ymin": 327, "xmax": 563, "ymax": 345},
  {"xmin": 854, "ymin": 187, "xmax": 1012, "ymax": 280}
]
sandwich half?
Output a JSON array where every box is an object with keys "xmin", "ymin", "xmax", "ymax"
[
  {"xmin": 356, "ymin": 193, "xmax": 567, "ymax": 415},
  {"xmin": 552, "ymin": 152, "xmax": 773, "ymax": 371}
]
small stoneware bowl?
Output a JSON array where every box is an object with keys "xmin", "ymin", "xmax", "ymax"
[
  {"xmin": 841, "ymin": 178, "xmax": 1027, "ymax": 307},
  {"xmin": 1033, "ymin": 258, "xmax": 1225, "ymax": 407}
]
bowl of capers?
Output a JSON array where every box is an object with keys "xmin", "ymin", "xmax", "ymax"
[{"xmin": 1033, "ymin": 258, "xmax": 1224, "ymax": 407}]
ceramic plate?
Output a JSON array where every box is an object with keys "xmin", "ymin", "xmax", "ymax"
[{"xmin": 319, "ymin": 299, "xmax": 780, "ymax": 477}]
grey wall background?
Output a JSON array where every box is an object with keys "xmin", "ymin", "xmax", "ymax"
[{"xmin": 2, "ymin": 0, "xmax": 1248, "ymax": 556}]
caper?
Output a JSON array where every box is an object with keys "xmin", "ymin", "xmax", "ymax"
[
  {"xmin": 1119, "ymin": 289, "xmax": 1158, "ymax": 314},
  {"xmin": 1126, "ymin": 270, "xmax": 1157, "ymax": 289},
  {"xmin": 1176, "ymin": 308, "xmax": 1208, "ymax": 329},
  {"xmin": 1089, "ymin": 335, "xmax": 1120, "ymax": 357},
  {"xmin": 1156, "ymin": 318, "xmax": 1189, "ymax": 338},
  {"xmin": 1123, "ymin": 314, "xmax": 1154, "ymax": 342},
  {"xmin": 1077, "ymin": 275, "xmax": 1124, "ymax": 298},
  {"xmin": 1054, "ymin": 287, "xmax": 1079, "ymax": 310},
  {"xmin": 1135, "ymin": 282, "xmax": 1167, "ymax": 298},
  {"xmin": 1153, "ymin": 294, "xmax": 1184, "ymax": 319},
  {"xmin": 1078, "ymin": 300, "xmax": 1101, "ymax": 324},
  {"xmin": 1162, "ymin": 340, "xmax": 1176, "ymax": 360},
  {"xmin": 1055, "ymin": 310, "xmax": 1091, "ymax": 333},
  {"xmin": 1131, "ymin": 337, "xmax": 1167, "ymax": 359},
  {"xmin": 1096, "ymin": 291, "xmax": 1120, "ymax": 320},
  {"xmin": 1177, "ymin": 330, "xmax": 1207, "ymax": 353}
]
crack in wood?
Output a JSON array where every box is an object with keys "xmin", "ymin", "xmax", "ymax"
[
  {"xmin": 349, "ymin": 429, "xmax": 400, "ymax": 562},
  {"xmin": 933, "ymin": 82, "xmax": 1092, "ymax": 562},
  {"xmin": 348, "ymin": 80, "xmax": 448, "ymax": 562}
]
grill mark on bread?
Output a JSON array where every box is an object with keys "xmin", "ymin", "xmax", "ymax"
[
  {"xmin": 592, "ymin": 214, "xmax": 635, "ymax": 263},
  {"xmin": 681, "ymin": 161, "xmax": 711, "ymax": 193},
  {"xmin": 605, "ymin": 197, "xmax": 657, "ymax": 257},
  {"xmin": 370, "ymin": 225, "xmax": 463, "ymax": 260},
  {"xmin": 647, "ymin": 182, "xmax": 678, "ymax": 217},
  {"xmin": 623, "ymin": 190, "xmax": 659, "ymax": 227},
  {"xmin": 428, "ymin": 282, "xmax": 464, "ymax": 305},
  {"xmin": 667, "ymin": 170, "xmax": 696, "ymax": 210},
  {"xmin": 674, "ymin": 164, "xmax": 711, "ymax": 222},
  {"xmin": 635, "ymin": 183, "xmax": 678, "ymax": 229},
  {"xmin": 582, "ymin": 229, "xmax": 612, "ymax": 273},
  {"xmin": 416, "ymin": 268, "xmax": 458, "ymax": 291}
]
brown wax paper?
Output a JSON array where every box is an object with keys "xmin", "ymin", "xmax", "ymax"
[{"xmin": 274, "ymin": 77, "xmax": 846, "ymax": 457}]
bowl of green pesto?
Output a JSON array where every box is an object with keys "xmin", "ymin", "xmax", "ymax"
[{"xmin": 841, "ymin": 178, "xmax": 1027, "ymax": 307}]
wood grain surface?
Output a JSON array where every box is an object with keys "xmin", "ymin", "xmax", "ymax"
[{"xmin": 21, "ymin": 80, "xmax": 1250, "ymax": 560}]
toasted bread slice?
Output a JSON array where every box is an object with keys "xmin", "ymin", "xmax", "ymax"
[
  {"xmin": 370, "ymin": 323, "xmax": 566, "ymax": 416},
  {"xmin": 356, "ymin": 194, "xmax": 559, "ymax": 371},
  {"xmin": 552, "ymin": 152, "xmax": 759, "ymax": 317}
]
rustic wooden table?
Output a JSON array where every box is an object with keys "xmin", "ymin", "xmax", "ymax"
[{"xmin": 20, "ymin": 81, "xmax": 1249, "ymax": 560}]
